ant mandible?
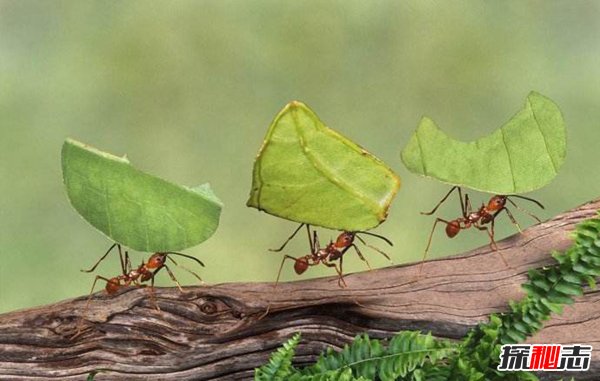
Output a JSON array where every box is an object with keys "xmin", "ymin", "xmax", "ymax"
[
  {"xmin": 82, "ymin": 243, "xmax": 205, "ymax": 308},
  {"xmin": 270, "ymin": 223, "xmax": 393, "ymax": 287},
  {"xmin": 421, "ymin": 186, "xmax": 544, "ymax": 270}
]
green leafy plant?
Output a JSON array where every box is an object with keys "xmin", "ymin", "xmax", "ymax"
[
  {"xmin": 62, "ymin": 138, "xmax": 222, "ymax": 252},
  {"xmin": 401, "ymin": 92, "xmax": 566, "ymax": 194},
  {"xmin": 257, "ymin": 212, "xmax": 600, "ymax": 380},
  {"xmin": 247, "ymin": 101, "xmax": 401, "ymax": 231},
  {"xmin": 256, "ymin": 332, "xmax": 455, "ymax": 381},
  {"xmin": 256, "ymin": 333, "xmax": 302, "ymax": 381}
]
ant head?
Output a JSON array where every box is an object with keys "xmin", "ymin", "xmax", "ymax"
[
  {"xmin": 487, "ymin": 195, "xmax": 507, "ymax": 211},
  {"xmin": 294, "ymin": 257, "xmax": 309, "ymax": 274},
  {"xmin": 335, "ymin": 231, "xmax": 355, "ymax": 249},
  {"xmin": 146, "ymin": 253, "xmax": 168, "ymax": 269}
]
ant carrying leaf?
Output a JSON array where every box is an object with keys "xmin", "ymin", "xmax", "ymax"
[
  {"xmin": 420, "ymin": 186, "xmax": 544, "ymax": 272},
  {"xmin": 246, "ymin": 101, "xmax": 400, "ymax": 292},
  {"xmin": 74, "ymin": 243, "xmax": 205, "ymax": 338},
  {"xmin": 82, "ymin": 243, "xmax": 205, "ymax": 297},
  {"xmin": 271, "ymin": 223, "xmax": 393, "ymax": 287}
]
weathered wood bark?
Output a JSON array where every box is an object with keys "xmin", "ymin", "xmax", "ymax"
[{"xmin": 1, "ymin": 199, "xmax": 600, "ymax": 381}]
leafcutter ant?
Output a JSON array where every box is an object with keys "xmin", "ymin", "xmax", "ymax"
[
  {"xmin": 74, "ymin": 243, "xmax": 204, "ymax": 337},
  {"xmin": 420, "ymin": 186, "xmax": 544, "ymax": 270},
  {"xmin": 81, "ymin": 243, "xmax": 205, "ymax": 302},
  {"xmin": 271, "ymin": 223, "xmax": 393, "ymax": 287}
]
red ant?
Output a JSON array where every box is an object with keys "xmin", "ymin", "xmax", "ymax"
[
  {"xmin": 421, "ymin": 186, "xmax": 544, "ymax": 270},
  {"xmin": 81, "ymin": 243, "xmax": 204, "ymax": 309},
  {"xmin": 271, "ymin": 224, "xmax": 393, "ymax": 287},
  {"xmin": 73, "ymin": 243, "xmax": 204, "ymax": 338}
]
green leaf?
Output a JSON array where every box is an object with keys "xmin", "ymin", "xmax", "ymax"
[
  {"xmin": 554, "ymin": 280, "xmax": 583, "ymax": 296},
  {"xmin": 255, "ymin": 333, "xmax": 301, "ymax": 380},
  {"xmin": 247, "ymin": 101, "xmax": 401, "ymax": 231},
  {"xmin": 401, "ymin": 92, "xmax": 566, "ymax": 194},
  {"xmin": 62, "ymin": 138, "xmax": 222, "ymax": 252}
]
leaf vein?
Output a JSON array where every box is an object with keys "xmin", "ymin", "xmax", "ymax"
[
  {"xmin": 293, "ymin": 110, "xmax": 381, "ymax": 217},
  {"xmin": 415, "ymin": 125, "xmax": 428, "ymax": 176},
  {"xmin": 528, "ymin": 97, "xmax": 558, "ymax": 174},
  {"xmin": 500, "ymin": 128, "xmax": 517, "ymax": 193}
]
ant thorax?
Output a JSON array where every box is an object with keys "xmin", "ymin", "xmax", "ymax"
[
  {"xmin": 317, "ymin": 247, "xmax": 330, "ymax": 259},
  {"xmin": 467, "ymin": 211, "xmax": 480, "ymax": 221}
]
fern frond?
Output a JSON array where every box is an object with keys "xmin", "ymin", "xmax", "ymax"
[
  {"xmin": 255, "ymin": 333, "xmax": 301, "ymax": 381},
  {"xmin": 300, "ymin": 331, "xmax": 455, "ymax": 380}
]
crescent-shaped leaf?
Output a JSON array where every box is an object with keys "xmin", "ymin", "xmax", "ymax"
[
  {"xmin": 62, "ymin": 139, "xmax": 222, "ymax": 252},
  {"xmin": 401, "ymin": 91, "xmax": 566, "ymax": 194},
  {"xmin": 247, "ymin": 101, "xmax": 401, "ymax": 231}
]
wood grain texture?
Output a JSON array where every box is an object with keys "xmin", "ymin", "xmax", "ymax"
[{"xmin": 0, "ymin": 199, "xmax": 599, "ymax": 381}]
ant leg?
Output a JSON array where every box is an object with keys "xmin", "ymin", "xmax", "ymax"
[
  {"xmin": 269, "ymin": 223, "xmax": 306, "ymax": 252},
  {"xmin": 338, "ymin": 256, "xmax": 346, "ymax": 287},
  {"xmin": 306, "ymin": 225, "xmax": 316, "ymax": 253},
  {"xmin": 146, "ymin": 270, "xmax": 161, "ymax": 311},
  {"xmin": 274, "ymin": 255, "xmax": 301, "ymax": 288},
  {"xmin": 420, "ymin": 218, "xmax": 454, "ymax": 275},
  {"xmin": 323, "ymin": 260, "xmax": 347, "ymax": 288},
  {"xmin": 166, "ymin": 257, "xmax": 204, "ymax": 283},
  {"xmin": 74, "ymin": 275, "xmax": 118, "ymax": 339},
  {"xmin": 123, "ymin": 249, "xmax": 132, "ymax": 275},
  {"xmin": 162, "ymin": 264, "xmax": 185, "ymax": 292},
  {"xmin": 475, "ymin": 225, "xmax": 498, "ymax": 251},
  {"xmin": 354, "ymin": 235, "xmax": 392, "ymax": 262},
  {"xmin": 117, "ymin": 245, "xmax": 126, "ymax": 275},
  {"xmin": 463, "ymin": 191, "xmax": 472, "ymax": 217},
  {"xmin": 348, "ymin": 244, "xmax": 372, "ymax": 270},
  {"xmin": 81, "ymin": 243, "xmax": 120, "ymax": 273},
  {"xmin": 506, "ymin": 198, "xmax": 542, "ymax": 224},
  {"xmin": 312, "ymin": 229, "xmax": 320, "ymax": 252},
  {"xmin": 422, "ymin": 186, "xmax": 461, "ymax": 215},
  {"xmin": 501, "ymin": 206, "xmax": 523, "ymax": 233},
  {"xmin": 261, "ymin": 255, "xmax": 300, "ymax": 319},
  {"xmin": 476, "ymin": 223, "xmax": 509, "ymax": 267},
  {"xmin": 84, "ymin": 276, "xmax": 117, "ymax": 310}
]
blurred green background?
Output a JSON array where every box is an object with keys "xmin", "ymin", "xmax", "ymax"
[{"xmin": 1, "ymin": 1, "xmax": 599, "ymax": 313}]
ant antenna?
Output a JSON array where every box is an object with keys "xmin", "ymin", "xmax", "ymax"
[
  {"xmin": 162, "ymin": 252, "xmax": 206, "ymax": 267},
  {"xmin": 507, "ymin": 195, "xmax": 545, "ymax": 209},
  {"xmin": 81, "ymin": 243, "xmax": 120, "ymax": 273},
  {"xmin": 355, "ymin": 231, "xmax": 394, "ymax": 246}
]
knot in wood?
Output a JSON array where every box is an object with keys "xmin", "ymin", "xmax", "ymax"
[{"xmin": 200, "ymin": 301, "xmax": 218, "ymax": 315}]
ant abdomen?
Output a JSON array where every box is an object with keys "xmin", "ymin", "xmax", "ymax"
[
  {"xmin": 445, "ymin": 221, "xmax": 460, "ymax": 238},
  {"xmin": 294, "ymin": 257, "xmax": 309, "ymax": 274},
  {"xmin": 105, "ymin": 278, "xmax": 120, "ymax": 294}
]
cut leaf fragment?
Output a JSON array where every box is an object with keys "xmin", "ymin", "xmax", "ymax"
[
  {"xmin": 62, "ymin": 139, "xmax": 222, "ymax": 252},
  {"xmin": 247, "ymin": 101, "xmax": 401, "ymax": 231},
  {"xmin": 401, "ymin": 92, "xmax": 566, "ymax": 194}
]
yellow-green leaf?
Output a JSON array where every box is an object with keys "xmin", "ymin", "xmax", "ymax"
[
  {"xmin": 247, "ymin": 101, "xmax": 401, "ymax": 231},
  {"xmin": 401, "ymin": 92, "xmax": 566, "ymax": 194},
  {"xmin": 62, "ymin": 139, "xmax": 222, "ymax": 252}
]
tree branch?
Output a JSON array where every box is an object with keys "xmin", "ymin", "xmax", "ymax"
[{"xmin": 1, "ymin": 199, "xmax": 599, "ymax": 380}]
